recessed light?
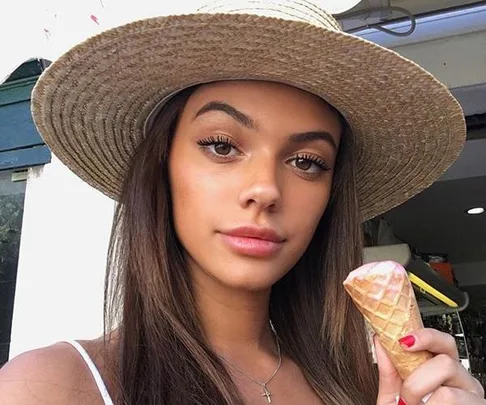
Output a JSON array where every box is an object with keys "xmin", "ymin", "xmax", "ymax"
[{"xmin": 467, "ymin": 207, "xmax": 485, "ymax": 215}]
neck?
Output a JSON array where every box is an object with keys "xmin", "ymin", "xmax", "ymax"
[{"xmin": 190, "ymin": 266, "xmax": 276, "ymax": 358}]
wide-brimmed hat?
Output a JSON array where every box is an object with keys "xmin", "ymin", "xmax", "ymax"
[{"xmin": 30, "ymin": 0, "xmax": 466, "ymax": 221}]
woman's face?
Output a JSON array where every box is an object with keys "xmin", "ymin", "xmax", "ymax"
[{"xmin": 169, "ymin": 81, "xmax": 342, "ymax": 291}]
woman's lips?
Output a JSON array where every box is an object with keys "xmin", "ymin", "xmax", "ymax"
[
  {"xmin": 218, "ymin": 226, "xmax": 285, "ymax": 257},
  {"xmin": 219, "ymin": 234, "xmax": 284, "ymax": 257}
]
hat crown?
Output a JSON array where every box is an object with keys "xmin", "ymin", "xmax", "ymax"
[{"xmin": 198, "ymin": 0, "xmax": 342, "ymax": 31}]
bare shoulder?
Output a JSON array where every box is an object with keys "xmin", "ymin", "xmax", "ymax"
[{"xmin": 0, "ymin": 341, "xmax": 109, "ymax": 405}]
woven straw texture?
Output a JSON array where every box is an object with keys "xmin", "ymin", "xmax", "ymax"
[
  {"xmin": 30, "ymin": 0, "xmax": 466, "ymax": 220},
  {"xmin": 344, "ymin": 261, "xmax": 432, "ymax": 379}
]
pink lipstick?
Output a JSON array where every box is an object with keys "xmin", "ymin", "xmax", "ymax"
[{"xmin": 218, "ymin": 226, "xmax": 285, "ymax": 257}]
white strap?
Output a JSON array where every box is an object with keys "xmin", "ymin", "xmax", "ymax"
[{"xmin": 64, "ymin": 340, "xmax": 114, "ymax": 405}]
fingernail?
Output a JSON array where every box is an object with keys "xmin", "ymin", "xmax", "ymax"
[
  {"xmin": 397, "ymin": 397, "xmax": 407, "ymax": 405},
  {"xmin": 398, "ymin": 335, "xmax": 415, "ymax": 348}
]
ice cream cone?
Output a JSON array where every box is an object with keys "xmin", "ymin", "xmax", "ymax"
[{"xmin": 343, "ymin": 261, "xmax": 432, "ymax": 379}]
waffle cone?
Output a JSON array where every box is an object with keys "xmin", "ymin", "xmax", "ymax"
[{"xmin": 343, "ymin": 261, "xmax": 432, "ymax": 379}]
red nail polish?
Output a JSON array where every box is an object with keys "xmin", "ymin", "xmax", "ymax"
[
  {"xmin": 397, "ymin": 397, "xmax": 407, "ymax": 405},
  {"xmin": 398, "ymin": 335, "xmax": 415, "ymax": 348}
]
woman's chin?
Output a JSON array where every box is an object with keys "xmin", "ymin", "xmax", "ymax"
[
  {"xmin": 210, "ymin": 266, "xmax": 286, "ymax": 292},
  {"xmin": 186, "ymin": 247, "xmax": 296, "ymax": 292}
]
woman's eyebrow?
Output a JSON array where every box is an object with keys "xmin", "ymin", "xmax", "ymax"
[
  {"xmin": 289, "ymin": 131, "xmax": 338, "ymax": 151},
  {"xmin": 193, "ymin": 102, "xmax": 337, "ymax": 150},
  {"xmin": 193, "ymin": 101, "xmax": 258, "ymax": 130}
]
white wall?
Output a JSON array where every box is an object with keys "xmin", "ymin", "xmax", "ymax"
[
  {"xmin": 1, "ymin": 0, "xmax": 206, "ymax": 82},
  {"xmin": 354, "ymin": 4, "xmax": 486, "ymax": 91},
  {"xmin": 393, "ymin": 30, "xmax": 486, "ymax": 90},
  {"xmin": 9, "ymin": 156, "xmax": 114, "ymax": 358}
]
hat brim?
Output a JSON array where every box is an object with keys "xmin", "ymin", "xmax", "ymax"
[{"xmin": 31, "ymin": 13, "xmax": 466, "ymax": 221}]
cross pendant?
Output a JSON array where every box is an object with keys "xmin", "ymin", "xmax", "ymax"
[{"xmin": 261, "ymin": 384, "xmax": 272, "ymax": 403}]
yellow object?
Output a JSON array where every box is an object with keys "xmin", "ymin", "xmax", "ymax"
[{"xmin": 407, "ymin": 272, "xmax": 458, "ymax": 308}]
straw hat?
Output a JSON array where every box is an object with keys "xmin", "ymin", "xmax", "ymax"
[{"xmin": 31, "ymin": 0, "xmax": 466, "ymax": 221}]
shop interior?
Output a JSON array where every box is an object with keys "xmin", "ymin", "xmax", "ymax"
[
  {"xmin": 336, "ymin": 0, "xmax": 486, "ymax": 389},
  {"xmin": 363, "ymin": 115, "xmax": 486, "ymax": 388}
]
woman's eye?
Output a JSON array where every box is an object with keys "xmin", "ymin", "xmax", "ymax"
[
  {"xmin": 213, "ymin": 142, "xmax": 233, "ymax": 156},
  {"xmin": 294, "ymin": 158, "xmax": 312, "ymax": 171},
  {"xmin": 289, "ymin": 155, "xmax": 330, "ymax": 174},
  {"xmin": 197, "ymin": 136, "xmax": 240, "ymax": 158}
]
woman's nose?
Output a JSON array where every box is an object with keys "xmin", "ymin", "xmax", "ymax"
[{"xmin": 238, "ymin": 160, "xmax": 282, "ymax": 212}]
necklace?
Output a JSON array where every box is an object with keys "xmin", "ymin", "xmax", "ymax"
[{"xmin": 217, "ymin": 321, "xmax": 282, "ymax": 404}]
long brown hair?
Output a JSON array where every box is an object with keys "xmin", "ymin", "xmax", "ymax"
[{"xmin": 103, "ymin": 84, "xmax": 379, "ymax": 404}]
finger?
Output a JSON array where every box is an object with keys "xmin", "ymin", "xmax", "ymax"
[
  {"xmin": 375, "ymin": 336, "xmax": 402, "ymax": 405},
  {"xmin": 399, "ymin": 354, "xmax": 482, "ymax": 405},
  {"xmin": 398, "ymin": 328, "xmax": 459, "ymax": 360},
  {"xmin": 425, "ymin": 386, "xmax": 485, "ymax": 405}
]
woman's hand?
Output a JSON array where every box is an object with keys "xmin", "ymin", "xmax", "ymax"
[{"xmin": 375, "ymin": 328, "xmax": 485, "ymax": 405}]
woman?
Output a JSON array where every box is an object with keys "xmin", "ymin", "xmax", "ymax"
[{"xmin": 0, "ymin": 1, "xmax": 483, "ymax": 405}]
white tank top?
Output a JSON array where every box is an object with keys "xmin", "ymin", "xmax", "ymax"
[{"xmin": 64, "ymin": 340, "xmax": 115, "ymax": 405}]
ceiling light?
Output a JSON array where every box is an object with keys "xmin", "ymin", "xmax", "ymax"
[
  {"xmin": 323, "ymin": 0, "xmax": 362, "ymax": 14},
  {"xmin": 467, "ymin": 207, "xmax": 485, "ymax": 215}
]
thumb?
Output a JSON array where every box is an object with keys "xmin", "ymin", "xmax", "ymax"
[{"xmin": 375, "ymin": 335, "xmax": 403, "ymax": 405}]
